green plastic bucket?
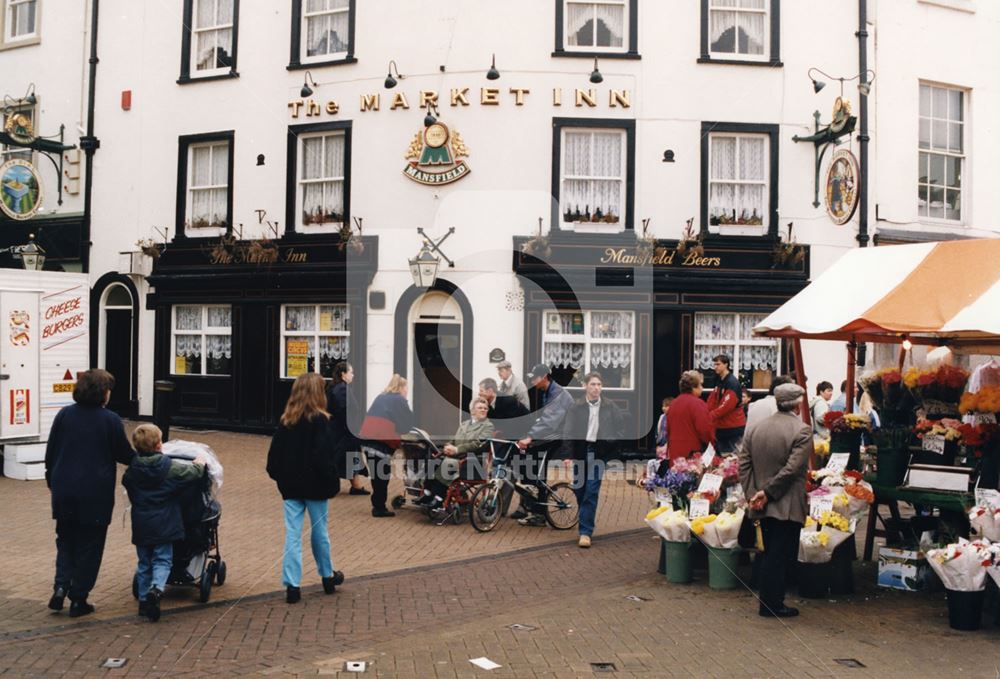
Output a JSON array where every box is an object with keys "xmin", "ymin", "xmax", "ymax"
[
  {"xmin": 706, "ymin": 546, "xmax": 740, "ymax": 590},
  {"xmin": 663, "ymin": 540, "xmax": 693, "ymax": 584}
]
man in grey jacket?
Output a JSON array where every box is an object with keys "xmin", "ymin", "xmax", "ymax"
[
  {"xmin": 739, "ymin": 383, "xmax": 812, "ymax": 618},
  {"xmin": 515, "ymin": 363, "xmax": 574, "ymax": 526}
]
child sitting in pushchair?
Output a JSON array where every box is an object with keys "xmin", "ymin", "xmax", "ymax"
[{"xmin": 122, "ymin": 424, "xmax": 207, "ymax": 622}]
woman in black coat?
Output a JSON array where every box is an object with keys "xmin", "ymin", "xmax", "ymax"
[
  {"xmin": 44, "ymin": 369, "xmax": 135, "ymax": 617},
  {"xmin": 267, "ymin": 372, "xmax": 344, "ymax": 604},
  {"xmin": 327, "ymin": 361, "xmax": 368, "ymax": 495}
]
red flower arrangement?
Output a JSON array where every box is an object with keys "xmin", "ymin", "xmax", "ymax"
[{"xmin": 824, "ymin": 410, "xmax": 845, "ymax": 431}]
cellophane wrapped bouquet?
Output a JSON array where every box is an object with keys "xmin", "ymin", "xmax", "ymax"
[
  {"xmin": 969, "ymin": 504, "xmax": 1000, "ymax": 542},
  {"xmin": 926, "ymin": 538, "xmax": 1000, "ymax": 591},
  {"xmin": 644, "ymin": 505, "xmax": 691, "ymax": 542},
  {"xmin": 798, "ymin": 513, "xmax": 856, "ymax": 563},
  {"xmin": 698, "ymin": 507, "xmax": 745, "ymax": 549},
  {"xmin": 808, "ymin": 468, "xmax": 875, "ymax": 520}
]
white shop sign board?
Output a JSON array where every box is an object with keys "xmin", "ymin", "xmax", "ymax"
[{"xmin": 0, "ymin": 271, "xmax": 90, "ymax": 443}]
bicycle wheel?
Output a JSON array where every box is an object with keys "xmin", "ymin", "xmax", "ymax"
[
  {"xmin": 544, "ymin": 482, "xmax": 579, "ymax": 530},
  {"xmin": 470, "ymin": 482, "xmax": 504, "ymax": 533}
]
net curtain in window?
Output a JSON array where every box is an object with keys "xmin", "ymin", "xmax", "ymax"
[
  {"xmin": 175, "ymin": 306, "xmax": 202, "ymax": 331},
  {"xmin": 709, "ymin": 0, "xmax": 765, "ymax": 55},
  {"xmin": 194, "ymin": 0, "xmax": 234, "ymax": 70},
  {"xmin": 8, "ymin": 0, "xmax": 36, "ymax": 37},
  {"xmin": 285, "ymin": 306, "xmax": 315, "ymax": 331},
  {"xmin": 301, "ymin": 135, "xmax": 345, "ymax": 224},
  {"xmin": 544, "ymin": 342, "xmax": 585, "ymax": 369},
  {"xmin": 566, "ymin": 1, "xmax": 624, "ymax": 48},
  {"xmin": 709, "ymin": 136, "xmax": 765, "ymax": 224},
  {"xmin": 590, "ymin": 344, "xmax": 631, "ymax": 370},
  {"xmin": 590, "ymin": 311, "xmax": 632, "ymax": 339},
  {"xmin": 306, "ymin": 0, "xmax": 350, "ymax": 57}
]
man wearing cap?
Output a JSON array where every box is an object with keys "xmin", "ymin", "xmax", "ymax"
[
  {"xmin": 496, "ymin": 361, "xmax": 530, "ymax": 410},
  {"xmin": 514, "ymin": 363, "xmax": 574, "ymax": 526},
  {"xmin": 739, "ymin": 382, "xmax": 812, "ymax": 619}
]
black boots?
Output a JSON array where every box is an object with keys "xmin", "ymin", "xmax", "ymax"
[
  {"xmin": 286, "ymin": 586, "xmax": 301, "ymax": 604},
  {"xmin": 145, "ymin": 588, "xmax": 163, "ymax": 622},
  {"xmin": 48, "ymin": 586, "xmax": 67, "ymax": 612},
  {"xmin": 68, "ymin": 600, "xmax": 95, "ymax": 618},
  {"xmin": 322, "ymin": 571, "xmax": 345, "ymax": 594}
]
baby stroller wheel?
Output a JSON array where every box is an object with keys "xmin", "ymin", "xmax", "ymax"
[
  {"xmin": 215, "ymin": 560, "xmax": 227, "ymax": 586},
  {"xmin": 390, "ymin": 495, "xmax": 406, "ymax": 510},
  {"xmin": 199, "ymin": 563, "xmax": 215, "ymax": 603},
  {"xmin": 131, "ymin": 573, "xmax": 139, "ymax": 600}
]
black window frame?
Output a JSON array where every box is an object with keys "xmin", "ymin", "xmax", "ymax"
[
  {"xmin": 178, "ymin": 0, "xmax": 241, "ymax": 84},
  {"xmin": 288, "ymin": 0, "xmax": 357, "ymax": 71},
  {"xmin": 698, "ymin": 0, "xmax": 781, "ymax": 67},
  {"xmin": 285, "ymin": 120, "xmax": 353, "ymax": 237},
  {"xmin": 175, "ymin": 130, "xmax": 235, "ymax": 241},
  {"xmin": 700, "ymin": 121, "xmax": 779, "ymax": 239},
  {"xmin": 553, "ymin": 0, "xmax": 640, "ymax": 60},
  {"xmin": 551, "ymin": 117, "xmax": 636, "ymax": 233}
]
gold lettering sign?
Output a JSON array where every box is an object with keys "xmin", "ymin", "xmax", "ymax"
[{"xmin": 598, "ymin": 247, "xmax": 721, "ymax": 268}]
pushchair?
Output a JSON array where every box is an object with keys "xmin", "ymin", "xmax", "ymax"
[
  {"xmin": 130, "ymin": 441, "xmax": 227, "ymax": 604},
  {"xmin": 392, "ymin": 428, "xmax": 489, "ymax": 525}
]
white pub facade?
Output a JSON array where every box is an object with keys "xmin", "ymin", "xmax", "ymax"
[{"xmin": 3, "ymin": 0, "xmax": 998, "ymax": 444}]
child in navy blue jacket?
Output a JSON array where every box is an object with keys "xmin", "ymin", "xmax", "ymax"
[{"xmin": 122, "ymin": 424, "xmax": 206, "ymax": 621}]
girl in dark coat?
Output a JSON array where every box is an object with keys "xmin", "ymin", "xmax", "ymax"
[
  {"xmin": 44, "ymin": 369, "xmax": 135, "ymax": 617},
  {"xmin": 267, "ymin": 373, "xmax": 344, "ymax": 604},
  {"xmin": 359, "ymin": 374, "xmax": 415, "ymax": 517},
  {"xmin": 327, "ymin": 361, "xmax": 368, "ymax": 495}
]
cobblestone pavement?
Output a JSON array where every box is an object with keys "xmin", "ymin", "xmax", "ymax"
[
  {"xmin": 0, "ymin": 427, "xmax": 648, "ymax": 635},
  {"xmin": 1, "ymin": 530, "xmax": 999, "ymax": 678}
]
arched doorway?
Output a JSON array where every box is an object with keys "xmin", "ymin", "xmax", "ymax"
[
  {"xmin": 96, "ymin": 281, "xmax": 136, "ymax": 416},
  {"xmin": 408, "ymin": 291, "xmax": 463, "ymax": 439}
]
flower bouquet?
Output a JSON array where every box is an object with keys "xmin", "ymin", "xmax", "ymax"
[
  {"xmin": 644, "ymin": 506, "xmax": 691, "ymax": 542},
  {"xmin": 968, "ymin": 505, "xmax": 1000, "ymax": 542},
  {"xmin": 959, "ymin": 386, "xmax": 1000, "ymax": 416},
  {"xmin": 699, "ymin": 508, "xmax": 744, "ymax": 550},
  {"xmin": 926, "ymin": 539, "xmax": 993, "ymax": 591},
  {"xmin": 798, "ymin": 514, "xmax": 855, "ymax": 563},
  {"xmin": 905, "ymin": 365, "xmax": 970, "ymax": 415},
  {"xmin": 862, "ymin": 368, "xmax": 912, "ymax": 426}
]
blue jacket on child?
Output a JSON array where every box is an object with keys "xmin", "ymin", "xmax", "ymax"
[{"xmin": 123, "ymin": 453, "xmax": 205, "ymax": 547}]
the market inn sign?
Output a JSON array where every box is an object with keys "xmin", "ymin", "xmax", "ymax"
[{"xmin": 287, "ymin": 88, "xmax": 632, "ymax": 118}]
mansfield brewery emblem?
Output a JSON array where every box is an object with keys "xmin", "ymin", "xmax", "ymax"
[
  {"xmin": 402, "ymin": 121, "xmax": 470, "ymax": 186},
  {"xmin": 825, "ymin": 149, "xmax": 859, "ymax": 225}
]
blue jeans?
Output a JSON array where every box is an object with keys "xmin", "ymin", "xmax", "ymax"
[
  {"xmin": 282, "ymin": 499, "xmax": 334, "ymax": 588},
  {"xmin": 575, "ymin": 449, "xmax": 604, "ymax": 538},
  {"xmin": 136, "ymin": 543, "xmax": 173, "ymax": 601}
]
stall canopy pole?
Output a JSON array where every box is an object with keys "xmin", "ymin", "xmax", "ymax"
[
  {"xmin": 846, "ymin": 341, "xmax": 857, "ymax": 414},
  {"xmin": 792, "ymin": 338, "xmax": 811, "ymax": 426},
  {"xmin": 897, "ymin": 343, "xmax": 907, "ymax": 372}
]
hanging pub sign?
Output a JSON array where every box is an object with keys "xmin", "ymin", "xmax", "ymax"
[
  {"xmin": 402, "ymin": 120, "xmax": 471, "ymax": 186},
  {"xmin": 4, "ymin": 111, "xmax": 36, "ymax": 145},
  {"xmin": 825, "ymin": 149, "xmax": 859, "ymax": 225},
  {"xmin": 0, "ymin": 159, "xmax": 43, "ymax": 221}
]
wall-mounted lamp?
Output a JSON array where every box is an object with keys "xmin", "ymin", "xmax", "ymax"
[
  {"xmin": 589, "ymin": 57, "xmax": 603, "ymax": 84},
  {"xmin": 256, "ymin": 154, "xmax": 265, "ymax": 167},
  {"xmin": 23, "ymin": 83, "xmax": 37, "ymax": 106},
  {"xmin": 300, "ymin": 71, "xmax": 317, "ymax": 98},
  {"xmin": 2, "ymin": 234, "xmax": 47, "ymax": 271},
  {"xmin": 807, "ymin": 67, "xmax": 876, "ymax": 98},
  {"xmin": 662, "ymin": 150, "xmax": 675, "ymax": 163},
  {"xmin": 3, "ymin": 82, "xmax": 38, "ymax": 115},
  {"xmin": 486, "ymin": 54, "xmax": 500, "ymax": 80},
  {"xmin": 385, "ymin": 60, "xmax": 403, "ymax": 89},
  {"xmin": 423, "ymin": 102, "xmax": 439, "ymax": 127}
]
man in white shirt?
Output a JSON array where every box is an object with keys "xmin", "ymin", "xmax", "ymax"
[
  {"xmin": 745, "ymin": 375, "xmax": 795, "ymax": 433},
  {"xmin": 496, "ymin": 360, "xmax": 530, "ymax": 410}
]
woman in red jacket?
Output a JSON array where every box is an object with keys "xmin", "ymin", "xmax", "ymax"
[{"xmin": 666, "ymin": 370, "xmax": 715, "ymax": 461}]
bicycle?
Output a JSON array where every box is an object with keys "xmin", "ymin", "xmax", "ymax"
[{"xmin": 469, "ymin": 438, "xmax": 579, "ymax": 533}]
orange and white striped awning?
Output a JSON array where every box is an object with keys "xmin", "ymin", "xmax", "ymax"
[{"xmin": 754, "ymin": 238, "xmax": 1000, "ymax": 348}]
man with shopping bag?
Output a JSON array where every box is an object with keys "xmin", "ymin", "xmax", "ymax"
[{"xmin": 739, "ymin": 383, "xmax": 812, "ymax": 618}]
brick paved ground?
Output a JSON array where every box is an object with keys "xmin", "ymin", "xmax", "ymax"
[
  {"xmin": 1, "ymin": 530, "xmax": 998, "ymax": 678},
  {"xmin": 0, "ymin": 426, "xmax": 648, "ymax": 635},
  {"xmin": 4, "ymin": 429, "xmax": 999, "ymax": 678}
]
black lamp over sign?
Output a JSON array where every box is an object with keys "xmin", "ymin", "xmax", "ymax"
[
  {"xmin": 807, "ymin": 67, "xmax": 876, "ymax": 98},
  {"xmin": 423, "ymin": 102, "xmax": 438, "ymax": 127},
  {"xmin": 385, "ymin": 60, "xmax": 403, "ymax": 89},
  {"xmin": 300, "ymin": 71, "xmax": 317, "ymax": 98},
  {"xmin": 589, "ymin": 58, "xmax": 603, "ymax": 84},
  {"xmin": 662, "ymin": 150, "xmax": 675, "ymax": 163},
  {"xmin": 486, "ymin": 54, "xmax": 500, "ymax": 81}
]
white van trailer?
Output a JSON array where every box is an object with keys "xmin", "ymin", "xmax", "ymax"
[{"xmin": 1, "ymin": 271, "xmax": 90, "ymax": 480}]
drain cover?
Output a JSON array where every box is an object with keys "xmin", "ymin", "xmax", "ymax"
[
  {"xmin": 591, "ymin": 662, "xmax": 617, "ymax": 673},
  {"xmin": 834, "ymin": 659, "xmax": 866, "ymax": 668},
  {"xmin": 101, "ymin": 658, "xmax": 127, "ymax": 669}
]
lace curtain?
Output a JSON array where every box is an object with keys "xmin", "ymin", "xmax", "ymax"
[
  {"xmin": 544, "ymin": 342, "xmax": 585, "ymax": 369},
  {"xmin": 709, "ymin": 0, "xmax": 765, "ymax": 56},
  {"xmin": 176, "ymin": 335, "xmax": 202, "ymax": 358},
  {"xmin": 562, "ymin": 131, "xmax": 623, "ymax": 223},
  {"xmin": 739, "ymin": 313, "xmax": 767, "ymax": 340},
  {"xmin": 207, "ymin": 306, "xmax": 231, "ymax": 329},
  {"xmin": 285, "ymin": 306, "xmax": 315, "ymax": 331},
  {"xmin": 740, "ymin": 346, "xmax": 777, "ymax": 371},
  {"xmin": 206, "ymin": 335, "xmax": 231, "ymax": 359},
  {"xmin": 319, "ymin": 305, "xmax": 350, "ymax": 332},
  {"xmin": 10, "ymin": 0, "xmax": 35, "ymax": 37},
  {"xmin": 566, "ymin": 1, "xmax": 624, "ymax": 48},
  {"xmin": 302, "ymin": 135, "xmax": 345, "ymax": 224},
  {"xmin": 695, "ymin": 313, "xmax": 735, "ymax": 341},
  {"xmin": 176, "ymin": 306, "xmax": 202, "ymax": 331},
  {"xmin": 319, "ymin": 336, "xmax": 350, "ymax": 359},
  {"xmin": 189, "ymin": 144, "xmax": 228, "ymax": 226},
  {"xmin": 306, "ymin": 0, "xmax": 350, "ymax": 57},
  {"xmin": 709, "ymin": 135, "xmax": 765, "ymax": 224},
  {"xmin": 591, "ymin": 311, "xmax": 632, "ymax": 339},
  {"xmin": 590, "ymin": 344, "xmax": 631, "ymax": 369},
  {"xmin": 694, "ymin": 345, "xmax": 734, "ymax": 370},
  {"xmin": 194, "ymin": 0, "xmax": 233, "ymax": 71}
]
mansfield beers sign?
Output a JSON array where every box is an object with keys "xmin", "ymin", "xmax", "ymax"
[{"xmin": 402, "ymin": 120, "xmax": 471, "ymax": 186}]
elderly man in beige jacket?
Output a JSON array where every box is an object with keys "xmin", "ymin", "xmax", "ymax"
[{"xmin": 739, "ymin": 383, "xmax": 812, "ymax": 619}]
